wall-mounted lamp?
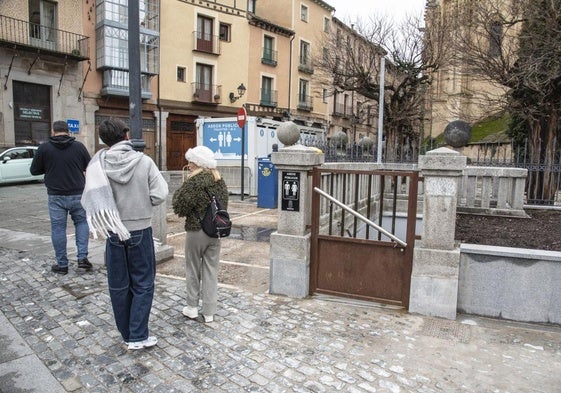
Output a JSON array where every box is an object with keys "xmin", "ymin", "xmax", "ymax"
[{"xmin": 229, "ymin": 83, "xmax": 246, "ymax": 103}]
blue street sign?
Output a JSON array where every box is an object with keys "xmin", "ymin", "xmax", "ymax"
[
  {"xmin": 202, "ymin": 121, "xmax": 248, "ymax": 159},
  {"xmin": 67, "ymin": 119, "xmax": 80, "ymax": 133}
]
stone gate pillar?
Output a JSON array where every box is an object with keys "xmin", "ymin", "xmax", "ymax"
[
  {"xmin": 409, "ymin": 147, "xmax": 466, "ymax": 319},
  {"xmin": 269, "ymin": 122, "xmax": 324, "ymax": 298}
]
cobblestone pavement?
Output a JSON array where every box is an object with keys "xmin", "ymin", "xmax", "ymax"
[{"xmin": 1, "ymin": 181, "xmax": 561, "ymax": 392}]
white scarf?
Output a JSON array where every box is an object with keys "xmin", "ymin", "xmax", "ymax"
[{"xmin": 81, "ymin": 150, "xmax": 130, "ymax": 241}]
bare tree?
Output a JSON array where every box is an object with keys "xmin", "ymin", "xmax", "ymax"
[
  {"xmin": 316, "ymin": 11, "xmax": 452, "ymax": 159},
  {"xmin": 454, "ymin": 0, "xmax": 561, "ymax": 204}
]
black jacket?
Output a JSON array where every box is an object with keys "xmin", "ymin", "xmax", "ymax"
[{"xmin": 30, "ymin": 135, "xmax": 91, "ymax": 195}]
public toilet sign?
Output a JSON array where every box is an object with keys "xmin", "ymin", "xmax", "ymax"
[
  {"xmin": 237, "ymin": 107, "xmax": 247, "ymax": 128},
  {"xmin": 281, "ymin": 171, "xmax": 300, "ymax": 211}
]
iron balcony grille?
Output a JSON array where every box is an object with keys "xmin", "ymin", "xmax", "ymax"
[
  {"xmin": 260, "ymin": 89, "xmax": 278, "ymax": 107},
  {"xmin": 192, "ymin": 82, "xmax": 222, "ymax": 104},
  {"xmin": 297, "ymin": 95, "xmax": 313, "ymax": 111},
  {"xmin": 0, "ymin": 14, "xmax": 89, "ymax": 60},
  {"xmin": 193, "ymin": 31, "xmax": 221, "ymax": 55},
  {"xmin": 261, "ymin": 47, "xmax": 277, "ymax": 66}
]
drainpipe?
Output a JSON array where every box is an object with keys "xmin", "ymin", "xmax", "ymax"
[{"xmin": 287, "ymin": 34, "xmax": 295, "ymax": 115}]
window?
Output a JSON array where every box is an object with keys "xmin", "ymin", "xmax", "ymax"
[
  {"xmin": 195, "ymin": 63, "xmax": 213, "ymax": 102},
  {"xmin": 299, "ymin": 40, "xmax": 310, "ymax": 66},
  {"xmin": 248, "ymin": 0, "xmax": 256, "ymax": 13},
  {"xmin": 177, "ymin": 66, "xmax": 186, "ymax": 82},
  {"xmin": 219, "ymin": 23, "xmax": 231, "ymax": 42},
  {"xmin": 196, "ymin": 15, "xmax": 214, "ymax": 52},
  {"xmin": 29, "ymin": 0, "xmax": 57, "ymax": 46},
  {"xmin": 323, "ymin": 17, "xmax": 330, "ymax": 32},
  {"xmin": 299, "ymin": 79, "xmax": 309, "ymax": 100},
  {"xmin": 322, "ymin": 88, "xmax": 328, "ymax": 103},
  {"xmin": 261, "ymin": 76, "xmax": 275, "ymax": 106},
  {"xmin": 489, "ymin": 21, "xmax": 502, "ymax": 57},
  {"xmin": 298, "ymin": 79, "xmax": 312, "ymax": 111},
  {"xmin": 262, "ymin": 35, "xmax": 276, "ymax": 65},
  {"xmin": 301, "ymin": 4, "xmax": 308, "ymax": 22}
]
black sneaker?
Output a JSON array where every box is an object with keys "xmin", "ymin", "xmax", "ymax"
[
  {"xmin": 77, "ymin": 258, "xmax": 92, "ymax": 270},
  {"xmin": 51, "ymin": 264, "xmax": 68, "ymax": 275}
]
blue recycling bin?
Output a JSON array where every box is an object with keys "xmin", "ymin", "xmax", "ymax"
[{"xmin": 257, "ymin": 157, "xmax": 278, "ymax": 208}]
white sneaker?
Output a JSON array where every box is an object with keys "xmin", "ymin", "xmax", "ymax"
[
  {"xmin": 202, "ymin": 314, "xmax": 214, "ymax": 323},
  {"xmin": 127, "ymin": 336, "xmax": 158, "ymax": 350},
  {"xmin": 182, "ymin": 306, "xmax": 198, "ymax": 319}
]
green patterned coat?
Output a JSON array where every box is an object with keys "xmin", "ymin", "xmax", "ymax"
[{"xmin": 172, "ymin": 170, "xmax": 229, "ymax": 232}]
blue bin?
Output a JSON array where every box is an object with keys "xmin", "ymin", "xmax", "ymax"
[{"xmin": 257, "ymin": 157, "xmax": 278, "ymax": 208}]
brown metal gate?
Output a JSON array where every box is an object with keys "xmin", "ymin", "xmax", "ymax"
[{"xmin": 310, "ymin": 168, "xmax": 419, "ymax": 309}]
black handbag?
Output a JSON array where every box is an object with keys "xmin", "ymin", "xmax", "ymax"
[{"xmin": 199, "ymin": 189, "xmax": 231, "ymax": 238}]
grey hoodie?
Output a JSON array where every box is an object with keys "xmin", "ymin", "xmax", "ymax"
[{"xmin": 103, "ymin": 141, "xmax": 169, "ymax": 232}]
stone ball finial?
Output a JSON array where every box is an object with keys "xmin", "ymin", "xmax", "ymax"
[
  {"xmin": 444, "ymin": 120, "xmax": 472, "ymax": 148},
  {"xmin": 277, "ymin": 121, "xmax": 300, "ymax": 146}
]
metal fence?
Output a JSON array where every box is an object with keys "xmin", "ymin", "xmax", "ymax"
[{"xmin": 302, "ymin": 137, "xmax": 561, "ymax": 206}]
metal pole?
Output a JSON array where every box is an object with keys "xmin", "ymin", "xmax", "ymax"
[
  {"xmin": 240, "ymin": 122, "xmax": 245, "ymax": 200},
  {"xmin": 377, "ymin": 57, "xmax": 385, "ymax": 164},
  {"xmin": 128, "ymin": 0, "xmax": 145, "ymax": 151}
]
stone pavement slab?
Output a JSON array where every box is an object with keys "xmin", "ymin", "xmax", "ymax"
[
  {"xmin": 1, "ymin": 244, "xmax": 561, "ymax": 392},
  {"xmin": 0, "ymin": 311, "xmax": 65, "ymax": 393}
]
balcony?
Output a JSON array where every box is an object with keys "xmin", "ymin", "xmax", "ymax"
[
  {"xmin": 193, "ymin": 31, "xmax": 221, "ymax": 55},
  {"xmin": 101, "ymin": 69, "xmax": 153, "ymax": 99},
  {"xmin": 192, "ymin": 82, "xmax": 222, "ymax": 104},
  {"xmin": 297, "ymin": 95, "xmax": 313, "ymax": 112},
  {"xmin": 260, "ymin": 89, "xmax": 278, "ymax": 107},
  {"xmin": 332, "ymin": 103, "xmax": 346, "ymax": 117},
  {"xmin": 298, "ymin": 55, "xmax": 313, "ymax": 74},
  {"xmin": 0, "ymin": 14, "xmax": 89, "ymax": 60},
  {"xmin": 261, "ymin": 48, "xmax": 277, "ymax": 66}
]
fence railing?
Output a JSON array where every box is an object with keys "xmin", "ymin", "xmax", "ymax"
[{"xmin": 302, "ymin": 138, "xmax": 560, "ymax": 206}]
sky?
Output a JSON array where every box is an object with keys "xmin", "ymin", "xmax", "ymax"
[{"xmin": 326, "ymin": 0, "xmax": 426, "ymax": 24}]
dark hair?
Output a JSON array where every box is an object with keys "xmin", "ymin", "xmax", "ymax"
[
  {"xmin": 52, "ymin": 120, "xmax": 69, "ymax": 133},
  {"xmin": 99, "ymin": 118, "xmax": 129, "ymax": 146}
]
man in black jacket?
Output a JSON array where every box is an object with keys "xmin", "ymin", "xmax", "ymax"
[{"xmin": 30, "ymin": 120, "xmax": 92, "ymax": 275}]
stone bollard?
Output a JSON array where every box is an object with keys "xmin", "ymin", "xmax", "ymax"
[
  {"xmin": 269, "ymin": 122, "xmax": 324, "ymax": 298},
  {"xmin": 152, "ymin": 171, "xmax": 174, "ymax": 263},
  {"xmin": 409, "ymin": 147, "xmax": 466, "ymax": 319}
]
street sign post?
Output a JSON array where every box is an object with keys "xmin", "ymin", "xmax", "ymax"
[{"xmin": 237, "ymin": 107, "xmax": 247, "ymax": 200}]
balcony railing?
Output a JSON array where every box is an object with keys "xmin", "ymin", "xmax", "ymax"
[
  {"xmin": 101, "ymin": 69, "xmax": 153, "ymax": 99},
  {"xmin": 0, "ymin": 14, "xmax": 89, "ymax": 60},
  {"xmin": 193, "ymin": 31, "xmax": 221, "ymax": 55},
  {"xmin": 297, "ymin": 95, "xmax": 313, "ymax": 111},
  {"xmin": 298, "ymin": 55, "xmax": 313, "ymax": 74},
  {"xmin": 192, "ymin": 82, "xmax": 222, "ymax": 104},
  {"xmin": 332, "ymin": 103, "xmax": 346, "ymax": 117},
  {"xmin": 260, "ymin": 89, "xmax": 278, "ymax": 107},
  {"xmin": 261, "ymin": 48, "xmax": 277, "ymax": 66}
]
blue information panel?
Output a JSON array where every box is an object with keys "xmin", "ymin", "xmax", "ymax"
[
  {"xmin": 202, "ymin": 121, "xmax": 248, "ymax": 159},
  {"xmin": 67, "ymin": 119, "xmax": 80, "ymax": 133}
]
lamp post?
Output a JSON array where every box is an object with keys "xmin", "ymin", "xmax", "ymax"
[{"xmin": 377, "ymin": 57, "xmax": 385, "ymax": 164}]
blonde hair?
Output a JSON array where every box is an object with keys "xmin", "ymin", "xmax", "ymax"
[{"xmin": 187, "ymin": 167, "xmax": 221, "ymax": 181}]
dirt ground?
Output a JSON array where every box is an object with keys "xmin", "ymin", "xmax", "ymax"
[{"xmin": 455, "ymin": 209, "xmax": 561, "ymax": 251}]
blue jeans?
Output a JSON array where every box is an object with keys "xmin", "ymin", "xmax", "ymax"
[
  {"xmin": 48, "ymin": 194, "xmax": 89, "ymax": 267},
  {"xmin": 105, "ymin": 227, "xmax": 156, "ymax": 343}
]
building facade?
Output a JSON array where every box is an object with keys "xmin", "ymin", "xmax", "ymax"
[{"xmin": 0, "ymin": 0, "xmax": 90, "ymax": 148}]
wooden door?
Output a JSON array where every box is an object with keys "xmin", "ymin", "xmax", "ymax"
[{"xmin": 166, "ymin": 117, "xmax": 196, "ymax": 170}]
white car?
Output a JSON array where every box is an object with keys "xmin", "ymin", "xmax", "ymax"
[{"xmin": 0, "ymin": 146, "xmax": 44, "ymax": 184}]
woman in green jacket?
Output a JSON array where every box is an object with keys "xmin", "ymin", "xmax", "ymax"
[{"xmin": 172, "ymin": 146, "xmax": 229, "ymax": 323}]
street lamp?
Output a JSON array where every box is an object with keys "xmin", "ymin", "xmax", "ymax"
[{"xmin": 229, "ymin": 83, "xmax": 247, "ymax": 103}]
